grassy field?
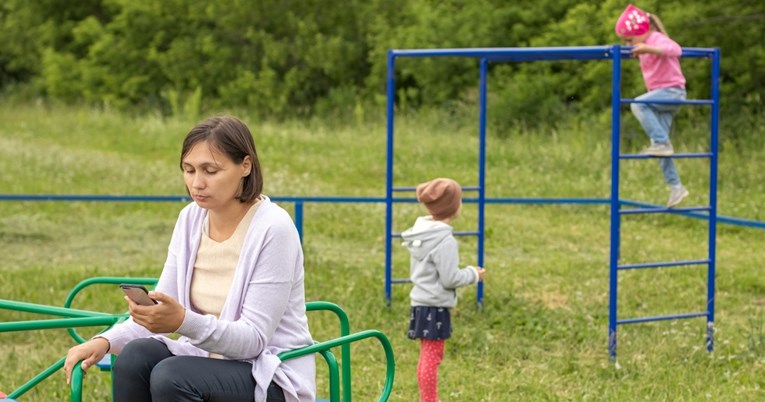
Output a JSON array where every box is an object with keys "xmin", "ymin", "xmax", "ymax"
[{"xmin": 1, "ymin": 102, "xmax": 764, "ymax": 401}]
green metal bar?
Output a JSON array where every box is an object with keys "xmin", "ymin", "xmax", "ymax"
[
  {"xmin": 0, "ymin": 316, "xmax": 123, "ymax": 333},
  {"xmin": 0, "ymin": 299, "xmax": 112, "ymax": 318},
  {"xmin": 7, "ymin": 357, "xmax": 65, "ymax": 400},
  {"xmin": 64, "ymin": 277, "xmax": 157, "ymax": 343},
  {"xmin": 278, "ymin": 329, "xmax": 396, "ymax": 402},
  {"xmin": 64, "ymin": 277, "xmax": 158, "ymax": 308},
  {"xmin": 70, "ymin": 361, "xmax": 84, "ymax": 402},
  {"xmin": 3, "ymin": 287, "xmax": 387, "ymax": 401},
  {"xmin": 68, "ymin": 350, "xmax": 344, "ymax": 402},
  {"xmin": 306, "ymin": 301, "xmax": 352, "ymax": 402},
  {"xmin": 317, "ymin": 349, "xmax": 341, "ymax": 401}
]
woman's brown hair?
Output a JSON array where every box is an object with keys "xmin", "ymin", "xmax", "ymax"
[{"xmin": 180, "ymin": 115, "xmax": 263, "ymax": 203}]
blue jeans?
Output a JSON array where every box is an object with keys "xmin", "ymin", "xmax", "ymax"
[{"xmin": 631, "ymin": 86, "xmax": 686, "ymax": 186}]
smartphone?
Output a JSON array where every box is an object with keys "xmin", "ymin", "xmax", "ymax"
[{"xmin": 119, "ymin": 284, "xmax": 157, "ymax": 306}]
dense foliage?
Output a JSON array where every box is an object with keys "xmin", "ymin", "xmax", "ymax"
[{"xmin": 1, "ymin": 0, "xmax": 762, "ymax": 124}]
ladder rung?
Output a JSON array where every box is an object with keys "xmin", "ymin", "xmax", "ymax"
[
  {"xmin": 392, "ymin": 186, "xmax": 481, "ymax": 192},
  {"xmin": 392, "ymin": 231, "xmax": 481, "ymax": 238},
  {"xmin": 618, "ymin": 259, "xmax": 710, "ymax": 270},
  {"xmin": 617, "ymin": 311, "xmax": 709, "ymax": 325},
  {"xmin": 619, "ymin": 152, "xmax": 713, "ymax": 159},
  {"xmin": 620, "ymin": 206, "xmax": 710, "ymax": 215}
]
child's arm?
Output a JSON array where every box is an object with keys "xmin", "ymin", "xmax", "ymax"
[
  {"xmin": 434, "ymin": 238, "xmax": 482, "ymax": 288},
  {"xmin": 632, "ymin": 35, "xmax": 681, "ymax": 57},
  {"xmin": 631, "ymin": 43, "xmax": 662, "ymax": 55}
]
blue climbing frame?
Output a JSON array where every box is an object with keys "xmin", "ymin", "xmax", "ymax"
[{"xmin": 384, "ymin": 46, "xmax": 721, "ymax": 359}]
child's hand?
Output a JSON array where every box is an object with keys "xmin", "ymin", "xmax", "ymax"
[
  {"xmin": 631, "ymin": 43, "xmax": 661, "ymax": 56},
  {"xmin": 476, "ymin": 267, "xmax": 486, "ymax": 281}
]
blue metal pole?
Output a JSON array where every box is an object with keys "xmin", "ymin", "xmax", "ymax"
[
  {"xmin": 385, "ymin": 49, "xmax": 396, "ymax": 307},
  {"xmin": 477, "ymin": 58, "xmax": 489, "ymax": 307},
  {"xmin": 294, "ymin": 201, "xmax": 304, "ymax": 243},
  {"xmin": 706, "ymin": 48, "xmax": 721, "ymax": 352},
  {"xmin": 608, "ymin": 45, "xmax": 623, "ymax": 361}
]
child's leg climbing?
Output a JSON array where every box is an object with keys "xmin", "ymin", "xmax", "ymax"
[{"xmin": 417, "ymin": 339, "xmax": 445, "ymax": 402}]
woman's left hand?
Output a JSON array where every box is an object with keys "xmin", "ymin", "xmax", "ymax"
[{"xmin": 126, "ymin": 291, "xmax": 185, "ymax": 333}]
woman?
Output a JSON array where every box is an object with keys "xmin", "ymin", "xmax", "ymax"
[{"xmin": 64, "ymin": 115, "xmax": 315, "ymax": 401}]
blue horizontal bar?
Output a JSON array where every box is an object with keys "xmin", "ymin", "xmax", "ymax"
[
  {"xmin": 390, "ymin": 46, "xmax": 716, "ymax": 62},
  {"xmin": 2, "ymin": 194, "xmax": 763, "ymax": 230},
  {"xmin": 620, "ymin": 206, "xmax": 711, "ymax": 215},
  {"xmin": 620, "ymin": 152, "xmax": 713, "ymax": 159},
  {"xmin": 393, "ymin": 186, "xmax": 481, "ymax": 192},
  {"xmin": 392, "ymin": 231, "xmax": 480, "ymax": 238},
  {"xmin": 620, "ymin": 199, "xmax": 765, "ymax": 229},
  {"xmin": 391, "ymin": 279, "xmax": 412, "ymax": 284},
  {"xmin": 618, "ymin": 312, "xmax": 708, "ymax": 325},
  {"xmin": 0, "ymin": 194, "xmax": 193, "ymax": 202},
  {"xmin": 0, "ymin": 194, "xmax": 608, "ymax": 205},
  {"xmin": 391, "ymin": 46, "xmax": 616, "ymax": 61},
  {"xmin": 618, "ymin": 259, "xmax": 710, "ymax": 270},
  {"xmin": 621, "ymin": 98, "xmax": 714, "ymax": 105},
  {"xmin": 485, "ymin": 197, "xmax": 609, "ymax": 205}
]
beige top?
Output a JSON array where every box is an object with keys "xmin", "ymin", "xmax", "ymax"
[{"xmin": 190, "ymin": 201, "xmax": 260, "ymax": 357}]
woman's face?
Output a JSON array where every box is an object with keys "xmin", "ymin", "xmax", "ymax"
[{"xmin": 181, "ymin": 140, "xmax": 251, "ymax": 212}]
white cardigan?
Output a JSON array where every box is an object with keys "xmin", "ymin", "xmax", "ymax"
[{"xmin": 100, "ymin": 197, "xmax": 316, "ymax": 401}]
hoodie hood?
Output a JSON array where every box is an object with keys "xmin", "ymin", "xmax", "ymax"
[{"xmin": 400, "ymin": 216, "xmax": 453, "ymax": 260}]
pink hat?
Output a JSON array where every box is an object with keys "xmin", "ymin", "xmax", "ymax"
[
  {"xmin": 416, "ymin": 178, "xmax": 462, "ymax": 220},
  {"xmin": 615, "ymin": 4, "xmax": 650, "ymax": 36}
]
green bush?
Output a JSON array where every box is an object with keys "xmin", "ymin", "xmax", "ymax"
[{"xmin": 0, "ymin": 0, "xmax": 762, "ymax": 129}]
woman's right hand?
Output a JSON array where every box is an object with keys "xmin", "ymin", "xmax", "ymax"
[{"xmin": 64, "ymin": 337, "xmax": 110, "ymax": 384}]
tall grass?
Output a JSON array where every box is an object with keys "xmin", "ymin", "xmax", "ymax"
[{"xmin": 1, "ymin": 102, "xmax": 764, "ymax": 401}]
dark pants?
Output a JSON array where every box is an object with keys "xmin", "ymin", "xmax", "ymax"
[{"xmin": 112, "ymin": 338, "xmax": 285, "ymax": 402}]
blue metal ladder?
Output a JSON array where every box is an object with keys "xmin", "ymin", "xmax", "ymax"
[
  {"xmin": 383, "ymin": 51, "xmax": 489, "ymax": 307},
  {"xmin": 608, "ymin": 45, "xmax": 721, "ymax": 359}
]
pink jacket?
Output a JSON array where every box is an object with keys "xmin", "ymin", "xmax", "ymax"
[{"xmin": 639, "ymin": 31, "xmax": 686, "ymax": 91}]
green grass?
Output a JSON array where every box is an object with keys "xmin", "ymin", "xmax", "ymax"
[{"xmin": 1, "ymin": 102, "xmax": 765, "ymax": 401}]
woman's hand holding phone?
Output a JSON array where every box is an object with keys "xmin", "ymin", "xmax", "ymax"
[{"xmin": 119, "ymin": 284, "xmax": 185, "ymax": 333}]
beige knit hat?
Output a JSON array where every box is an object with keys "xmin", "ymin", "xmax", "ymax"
[{"xmin": 416, "ymin": 178, "xmax": 462, "ymax": 220}]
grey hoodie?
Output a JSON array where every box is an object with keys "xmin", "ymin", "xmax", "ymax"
[{"xmin": 401, "ymin": 216, "xmax": 479, "ymax": 308}]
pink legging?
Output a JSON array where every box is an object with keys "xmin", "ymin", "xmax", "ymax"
[{"xmin": 417, "ymin": 339, "xmax": 445, "ymax": 402}]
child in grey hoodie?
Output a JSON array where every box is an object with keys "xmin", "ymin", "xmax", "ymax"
[{"xmin": 401, "ymin": 177, "xmax": 486, "ymax": 402}]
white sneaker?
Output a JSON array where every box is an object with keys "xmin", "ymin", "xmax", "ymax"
[
  {"xmin": 667, "ymin": 185, "xmax": 689, "ymax": 208},
  {"xmin": 640, "ymin": 142, "xmax": 674, "ymax": 157}
]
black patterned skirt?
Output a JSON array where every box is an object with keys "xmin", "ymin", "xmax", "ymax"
[{"xmin": 407, "ymin": 306, "xmax": 452, "ymax": 340}]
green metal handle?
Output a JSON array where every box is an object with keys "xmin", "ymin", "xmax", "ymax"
[
  {"xmin": 306, "ymin": 301, "xmax": 353, "ymax": 401},
  {"xmin": 0, "ymin": 315, "xmax": 123, "ymax": 333},
  {"xmin": 0, "ymin": 297, "xmax": 123, "ymax": 399},
  {"xmin": 316, "ymin": 349, "xmax": 341, "ymax": 401},
  {"xmin": 64, "ymin": 277, "xmax": 158, "ymax": 343},
  {"xmin": 278, "ymin": 329, "xmax": 396, "ymax": 402},
  {"xmin": 6, "ymin": 357, "xmax": 66, "ymax": 400},
  {"xmin": 70, "ymin": 361, "xmax": 84, "ymax": 402},
  {"xmin": 0, "ymin": 299, "xmax": 112, "ymax": 318}
]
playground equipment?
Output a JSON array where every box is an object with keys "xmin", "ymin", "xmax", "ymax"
[
  {"xmin": 383, "ymin": 45, "xmax": 720, "ymax": 359},
  {"xmin": 0, "ymin": 276, "xmax": 395, "ymax": 401},
  {"xmin": 3, "ymin": 45, "xmax": 759, "ymax": 363}
]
